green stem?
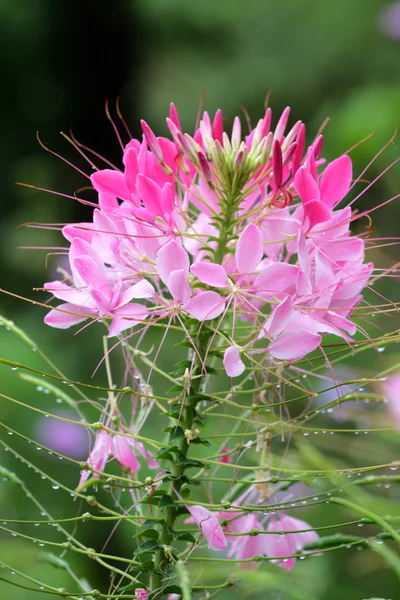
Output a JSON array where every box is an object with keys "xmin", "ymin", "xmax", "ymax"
[
  {"xmin": 150, "ymin": 188, "xmax": 240, "ymax": 597},
  {"xmin": 330, "ymin": 497, "xmax": 400, "ymax": 544}
]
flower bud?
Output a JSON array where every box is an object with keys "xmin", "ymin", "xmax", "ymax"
[{"xmin": 140, "ymin": 120, "xmax": 163, "ymax": 163}]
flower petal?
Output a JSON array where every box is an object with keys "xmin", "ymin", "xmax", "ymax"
[
  {"xmin": 293, "ymin": 166, "xmax": 320, "ymax": 204},
  {"xmin": 236, "ymin": 224, "xmax": 264, "ymax": 274},
  {"xmin": 184, "ymin": 291, "xmax": 225, "ymax": 321},
  {"xmin": 319, "ymin": 155, "xmax": 352, "ymax": 208},
  {"xmin": 269, "ymin": 329, "xmax": 321, "ymax": 361},
  {"xmin": 91, "ymin": 170, "xmax": 130, "ymax": 200},
  {"xmin": 191, "ymin": 260, "xmax": 229, "ymax": 287},
  {"xmin": 223, "ymin": 346, "xmax": 245, "ymax": 377},
  {"xmin": 156, "ymin": 240, "xmax": 189, "ymax": 286},
  {"xmin": 167, "ymin": 269, "xmax": 192, "ymax": 303},
  {"xmin": 186, "ymin": 505, "xmax": 227, "ymax": 551},
  {"xmin": 112, "ymin": 435, "xmax": 140, "ymax": 473}
]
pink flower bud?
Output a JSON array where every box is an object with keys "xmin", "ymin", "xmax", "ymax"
[
  {"xmin": 272, "ymin": 140, "xmax": 283, "ymax": 188},
  {"xmin": 231, "ymin": 116, "xmax": 241, "ymax": 149},
  {"xmin": 140, "ymin": 120, "xmax": 163, "ymax": 163},
  {"xmin": 292, "ymin": 123, "xmax": 305, "ymax": 175},
  {"xmin": 169, "ymin": 102, "xmax": 181, "ymax": 130},
  {"xmin": 197, "ymin": 151, "xmax": 213, "ymax": 183},
  {"xmin": 274, "ymin": 106, "xmax": 290, "ymax": 142},
  {"xmin": 212, "ymin": 109, "xmax": 224, "ymax": 143},
  {"xmin": 219, "ymin": 446, "xmax": 232, "ymax": 464},
  {"xmin": 135, "ymin": 588, "xmax": 149, "ymax": 600}
]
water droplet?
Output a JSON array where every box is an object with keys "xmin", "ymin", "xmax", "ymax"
[
  {"xmin": 10, "ymin": 366, "xmax": 18, "ymax": 371},
  {"xmin": 51, "ymin": 485, "xmax": 59, "ymax": 490}
]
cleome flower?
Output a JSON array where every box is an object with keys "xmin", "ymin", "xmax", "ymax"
[{"xmin": 43, "ymin": 103, "xmax": 372, "ymax": 377}]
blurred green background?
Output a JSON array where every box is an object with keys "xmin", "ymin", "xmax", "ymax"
[{"xmin": 1, "ymin": 1, "xmax": 400, "ymax": 598}]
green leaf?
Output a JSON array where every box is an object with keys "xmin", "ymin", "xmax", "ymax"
[
  {"xmin": 175, "ymin": 532, "xmax": 196, "ymax": 543},
  {"xmin": 136, "ymin": 539, "xmax": 159, "ymax": 555},
  {"xmin": 164, "ymin": 586, "xmax": 182, "ymax": 595},
  {"xmin": 39, "ymin": 553, "xmax": 69, "ymax": 570},
  {"xmin": 169, "ymin": 426, "xmax": 185, "ymax": 443},
  {"xmin": 159, "ymin": 494, "xmax": 176, "ymax": 509},
  {"xmin": 166, "ymin": 385, "xmax": 185, "ymax": 394},
  {"xmin": 139, "ymin": 528, "xmax": 160, "ymax": 541}
]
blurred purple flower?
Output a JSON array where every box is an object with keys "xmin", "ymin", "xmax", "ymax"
[
  {"xmin": 379, "ymin": 3, "xmax": 400, "ymax": 40},
  {"xmin": 36, "ymin": 410, "xmax": 89, "ymax": 459}
]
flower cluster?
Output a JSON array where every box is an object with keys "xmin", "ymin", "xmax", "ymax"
[
  {"xmin": 185, "ymin": 484, "xmax": 319, "ymax": 570},
  {"xmin": 43, "ymin": 103, "xmax": 372, "ymax": 377}
]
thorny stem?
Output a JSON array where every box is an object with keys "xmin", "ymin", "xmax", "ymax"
[{"xmin": 150, "ymin": 189, "xmax": 240, "ymax": 597}]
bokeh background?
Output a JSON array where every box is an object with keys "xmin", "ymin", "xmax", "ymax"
[{"xmin": 1, "ymin": 1, "xmax": 400, "ymax": 599}]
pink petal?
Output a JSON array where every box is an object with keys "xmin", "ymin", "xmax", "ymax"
[
  {"xmin": 161, "ymin": 182, "xmax": 175, "ymax": 215},
  {"xmin": 88, "ymin": 431, "xmax": 112, "ymax": 474},
  {"xmin": 184, "ymin": 291, "xmax": 225, "ymax": 321},
  {"xmin": 255, "ymin": 263, "xmax": 299, "ymax": 293},
  {"xmin": 123, "ymin": 148, "xmax": 139, "ymax": 195},
  {"xmin": 191, "ymin": 260, "xmax": 228, "ymax": 287},
  {"xmin": 319, "ymin": 155, "xmax": 352, "ymax": 208},
  {"xmin": 262, "ymin": 297, "xmax": 293, "ymax": 338},
  {"xmin": 108, "ymin": 304, "xmax": 148, "ymax": 337},
  {"xmin": 91, "ymin": 170, "xmax": 130, "ymax": 200},
  {"xmin": 269, "ymin": 329, "xmax": 322, "ymax": 361},
  {"xmin": 236, "ymin": 224, "xmax": 264, "ymax": 274},
  {"xmin": 136, "ymin": 174, "xmax": 163, "ymax": 217},
  {"xmin": 156, "ymin": 240, "xmax": 189, "ymax": 286},
  {"xmin": 167, "ymin": 269, "xmax": 192, "ymax": 303},
  {"xmin": 186, "ymin": 505, "xmax": 227, "ymax": 551},
  {"xmin": 44, "ymin": 281, "xmax": 93, "ymax": 306},
  {"xmin": 277, "ymin": 514, "xmax": 319, "ymax": 552},
  {"xmin": 72, "ymin": 256, "xmax": 109, "ymax": 295},
  {"xmin": 117, "ymin": 280, "xmax": 155, "ymax": 307},
  {"xmin": 112, "ymin": 435, "xmax": 140, "ymax": 472},
  {"xmin": 293, "ymin": 167, "xmax": 320, "ymax": 204},
  {"xmin": 303, "ymin": 199, "xmax": 331, "ymax": 229},
  {"xmin": 44, "ymin": 303, "xmax": 96, "ymax": 329},
  {"xmin": 223, "ymin": 346, "xmax": 245, "ymax": 377}
]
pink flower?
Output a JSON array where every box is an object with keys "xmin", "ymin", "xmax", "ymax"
[
  {"xmin": 112, "ymin": 435, "xmax": 140, "ymax": 472},
  {"xmin": 294, "ymin": 154, "xmax": 352, "ymax": 230},
  {"xmin": 264, "ymin": 513, "xmax": 319, "ymax": 571},
  {"xmin": 79, "ymin": 431, "xmax": 112, "ymax": 487},
  {"xmin": 219, "ymin": 446, "xmax": 232, "ymax": 464},
  {"xmin": 135, "ymin": 588, "xmax": 149, "ymax": 600},
  {"xmin": 185, "ymin": 505, "xmax": 227, "ymax": 551}
]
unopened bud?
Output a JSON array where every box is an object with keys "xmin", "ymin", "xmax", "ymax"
[
  {"xmin": 274, "ymin": 106, "xmax": 290, "ymax": 142},
  {"xmin": 141, "ymin": 120, "xmax": 163, "ymax": 163},
  {"xmin": 233, "ymin": 149, "xmax": 244, "ymax": 170},
  {"xmin": 312, "ymin": 134, "xmax": 324, "ymax": 159},
  {"xmin": 272, "ymin": 140, "xmax": 283, "ymax": 188},
  {"xmin": 197, "ymin": 151, "xmax": 213, "ymax": 183},
  {"xmin": 184, "ymin": 429, "xmax": 196, "ymax": 441},
  {"xmin": 292, "ymin": 123, "xmax": 305, "ymax": 175},
  {"xmin": 169, "ymin": 102, "xmax": 181, "ymax": 130},
  {"xmin": 283, "ymin": 120, "xmax": 302, "ymax": 149},
  {"xmin": 231, "ymin": 116, "xmax": 241, "ymax": 150},
  {"xmin": 212, "ymin": 108, "xmax": 224, "ymax": 143},
  {"xmin": 251, "ymin": 118, "xmax": 264, "ymax": 150},
  {"xmin": 177, "ymin": 132, "xmax": 197, "ymax": 161},
  {"xmin": 282, "ymin": 142, "xmax": 297, "ymax": 168}
]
